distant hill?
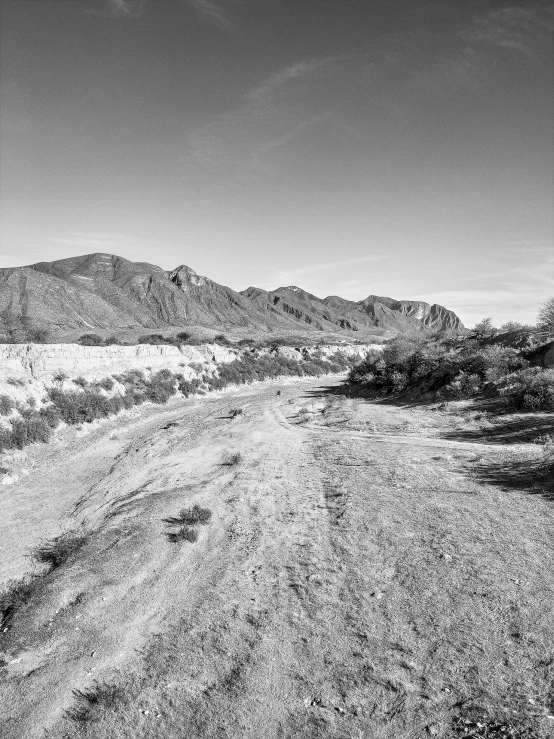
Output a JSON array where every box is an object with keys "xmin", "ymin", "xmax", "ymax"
[{"xmin": 0, "ymin": 253, "xmax": 465, "ymax": 341}]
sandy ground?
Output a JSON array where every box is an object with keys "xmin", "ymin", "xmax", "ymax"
[{"xmin": 0, "ymin": 377, "xmax": 553, "ymax": 738}]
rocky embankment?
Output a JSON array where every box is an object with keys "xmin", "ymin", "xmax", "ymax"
[{"xmin": 0, "ymin": 341, "xmax": 375, "ymax": 408}]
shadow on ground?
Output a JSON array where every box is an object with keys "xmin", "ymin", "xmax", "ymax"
[
  {"xmin": 440, "ymin": 415, "xmax": 554, "ymax": 445},
  {"xmin": 302, "ymin": 383, "xmax": 554, "ymax": 505},
  {"xmin": 468, "ymin": 456, "xmax": 554, "ymax": 504}
]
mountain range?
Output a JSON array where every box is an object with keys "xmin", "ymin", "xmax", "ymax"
[{"xmin": 0, "ymin": 253, "xmax": 465, "ymax": 341}]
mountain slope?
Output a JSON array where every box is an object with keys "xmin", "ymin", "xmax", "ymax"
[{"xmin": 0, "ymin": 253, "xmax": 465, "ymax": 340}]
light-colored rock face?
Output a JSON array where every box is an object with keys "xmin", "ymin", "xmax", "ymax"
[
  {"xmin": 0, "ymin": 343, "xmax": 238, "ymax": 381},
  {"xmin": 0, "ymin": 342, "xmax": 378, "ymax": 411}
]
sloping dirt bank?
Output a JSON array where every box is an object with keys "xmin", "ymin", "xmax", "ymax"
[{"xmin": 0, "ymin": 378, "xmax": 552, "ymax": 738}]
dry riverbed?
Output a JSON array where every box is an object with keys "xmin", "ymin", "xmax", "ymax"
[{"xmin": 0, "ymin": 377, "xmax": 552, "ymax": 738}]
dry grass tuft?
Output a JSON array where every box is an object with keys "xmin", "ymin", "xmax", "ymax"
[
  {"xmin": 166, "ymin": 526, "xmax": 198, "ymax": 544},
  {"xmin": 163, "ymin": 504, "xmax": 212, "ymax": 526},
  {"xmin": 33, "ymin": 531, "xmax": 88, "ymax": 571},
  {"xmin": 222, "ymin": 451, "xmax": 242, "ymax": 466}
]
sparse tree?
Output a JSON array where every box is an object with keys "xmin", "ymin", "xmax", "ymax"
[
  {"xmin": 537, "ymin": 297, "xmax": 554, "ymax": 332},
  {"xmin": 499, "ymin": 321, "xmax": 525, "ymax": 334},
  {"xmin": 473, "ymin": 317, "xmax": 497, "ymax": 337}
]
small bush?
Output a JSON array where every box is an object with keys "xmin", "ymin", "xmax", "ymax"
[
  {"xmin": 33, "ymin": 531, "xmax": 88, "ymax": 571},
  {"xmin": 73, "ymin": 376, "xmax": 88, "ymax": 388},
  {"xmin": 27, "ymin": 328, "xmax": 49, "ymax": 343},
  {"xmin": 94, "ymin": 377, "xmax": 114, "ymax": 391},
  {"xmin": 66, "ymin": 683, "xmax": 127, "ymax": 722},
  {"xmin": 138, "ymin": 334, "xmax": 169, "ymax": 345},
  {"xmin": 498, "ymin": 368, "xmax": 554, "ymax": 412},
  {"xmin": 0, "ymin": 394, "xmax": 14, "ymax": 416},
  {"xmin": 7, "ymin": 377, "xmax": 25, "ymax": 387},
  {"xmin": 39, "ymin": 405, "xmax": 61, "ymax": 428},
  {"xmin": 229, "ymin": 407, "xmax": 243, "ymax": 418},
  {"xmin": 78, "ymin": 334, "xmax": 103, "ymax": 346},
  {"xmin": 166, "ymin": 526, "xmax": 198, "ymax": 544},
  {"xmin": 0, "ymin": 577, "xmax": 35, "ymax": 630},
  {"xmin": 53, "ymin": 372, "xmax": 67, "ymax": 383},
  {"xmin": 164, "ymin": 504, "xmax": 212, "ymax": 526},
  {"xmin": 9, "ymin": 415, "xmax": 52, "ymax": 449},
  {"xmin": 175, "ymin": 331, "xmax": 191, "ymax": 343},
  {"xmin": 103, "ymin": 335, "xmax": 119, "ymax": 345},
  {"xmin": 222, "ymin": 451, "xmax": 242, "ymax": 466}
]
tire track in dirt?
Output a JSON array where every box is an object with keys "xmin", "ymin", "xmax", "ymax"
[{"xmin": 1, "ymin": 379, "xmax": 553, "ymax": 738}]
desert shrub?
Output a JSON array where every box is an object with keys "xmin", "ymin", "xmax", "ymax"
[
  {"xmin": 114, "ymin": 369, "xmax": 176, "ymax": 405},
  {"xmin": 0, "ymin": 394, "xmax": 14, "ymax": 416},
  {"xmin": 137, "ymin": 334, "xmax": 169, "ymax": 345},
  {"xmin": 78, "ymin": 334, "xmax": 103, "ymax": 346},
  {"xmin": 166, "ymin": 526, "xmax": 198, "ymax": 544},
  {"xmin": 175, "ymin": 375, "xmax": 197, "ymax": 397},
  {"xmin": 229, "ymin": 407, "xmax": 243, "ymax": 418},
  {"xmin": 145, "ymin": 369, "xmax": 176, "ymax": 404},
  {"xmin": 94, "ymin": 377, "xmax": 114, "ymax": 391},
  {"xmin": 73, "ymin": 376, "xmax": 88, "ymax": 388},
  {"xmin": 213, "ymin": 333, "xmax": 232, "ymax": 346},
  {"xmin": 0, "ymin": 577, "xmax": 35, "ymax": 630},
  {"xmin": 47, "ymin": 387, "xmax": 123, "ymax": 424},
  {"xmin": 498, "ymin": 368, "xmax": 554, "ymax": 412},
  {"xmin": 53, "ymin": 372, "xmax": 67, "ymax": 383},
  {"xmin": 9, "ymin": 415, "xmax": 52, "ymax": 449},
  {"xmin": 33, "ymin": 531, "xmax": 88, "ymax": 570},
  {"xmin": 347, "ymin": 336, "xmax": 531, "ymax": 400},
  {"xmin": 39, "ymin": 405, "xmax": 61, "ymax": 428},
  {"xmin": 66, "ymin": 683, "xmax": 127, "ymax": 722},
  {"xmin": 27, "ymin": 328, "xmax": 49, "ymax": 343},
  {"xmin": 222, "ymin": 451, "xmax": 242, "ymax": 466},
  {"xmin": 103, "ymin": 335, "xmax": 119, "ymax": 345},
  {"xmin": 7, "ymin": 377, "xmax": 25, "ymax": 386},
  {"xmin": 164, "ymin": 504, "xmax": 212, "ymax": 526},
  {"xmin": 237, "ymin": 338, "xmax": 256, "ymax": 347}
]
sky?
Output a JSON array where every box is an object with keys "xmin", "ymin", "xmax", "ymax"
[{"xmin": 0, "ymin": 0, "xmax": 552, "ymax": 326}]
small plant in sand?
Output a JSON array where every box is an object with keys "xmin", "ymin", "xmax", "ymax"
[
  {"xmin": 65, "ymin": 683, "xmax": 126, "ymax": 722},
  {"xmin": 222, "ymin": 451, "xmax": 242, "ymax": 466},
  {"xmin": 166, "ymin": 526, "xmax": 199, "ymax": 544},
  {"xmin": 0, "ymin": 577, "xmax": 35, "ymax": 630},
  {"xmin": 229, "ymin": 407, "xmax": 243, "ymax": 418},
  {"xmin": 164, "ymin": 504, "xmax": 212, "ymax": 526},
  {"xmin": 33, "ymin": 531, "xmax": 88, "ymax": 571}
]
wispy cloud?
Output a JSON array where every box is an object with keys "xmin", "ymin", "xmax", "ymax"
[
  {"xmin": 186, "ymin": 0, "xmax": 233, "ymax": 28},
  {"xmin": 263, "ymin": 255, "xmax": 386, "ymax": 290},
  {"xmin": 49, "ymin": 232, "xmax": 133, "ymax": 250},
  {"xmin": 246, "ymin": 59, "xmax": 337, "ymax": 101},
  {"xmin": 95, "ymin": 0, "xmax": 234, "ymax": 25},
  {"xmin": 466, "ymin": 5, "xmax": 553, "ymax": 58},
  {"xmin": 95, "ymin": 0, "xmax": 147, "ymax": 17}
]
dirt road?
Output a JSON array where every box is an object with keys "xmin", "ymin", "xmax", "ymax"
[{"xmin": 1, "ymin": 377, "xmax": 553, "ymax": 738}]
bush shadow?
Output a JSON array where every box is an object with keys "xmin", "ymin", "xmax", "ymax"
[{"xmin": 468, "ymin": 456, "xmax": 554, "ymax": 503}]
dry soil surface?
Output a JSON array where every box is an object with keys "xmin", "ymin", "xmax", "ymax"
[{"xmin": 0, "ymin": 377, "xmax": 553, "ymax": 739}]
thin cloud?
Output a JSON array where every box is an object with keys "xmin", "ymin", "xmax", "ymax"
[
  {"xmin": 247, "ymin": 59, "xmax": 336, "ymax": 101},
  {"xmin": 187, "ymin": 0, "xmax": 234, "ymax": 28},
  {"xmin": 49, "ymin": 232, "xmax": 133, "ymax": 250},
  {"xmin": 95, "ymin": 0, "xmax": 147, "ymax": 17},
  {"xmin": 270, "ymin": 255, "xmax": 386, "ymax": 285},
  {"xmin": 465, "ymin": 4, "xmax": 553, "ymax": 58}
]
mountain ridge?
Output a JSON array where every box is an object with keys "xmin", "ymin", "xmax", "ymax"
[{"xmin": 0, "ymin": 253, "xmax": 465, "ymax": 341}]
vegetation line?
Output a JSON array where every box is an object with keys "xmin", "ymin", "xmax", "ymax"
[{"xmin": 0, "ymin": 351, "xmax": 356, "ymax": 455}]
